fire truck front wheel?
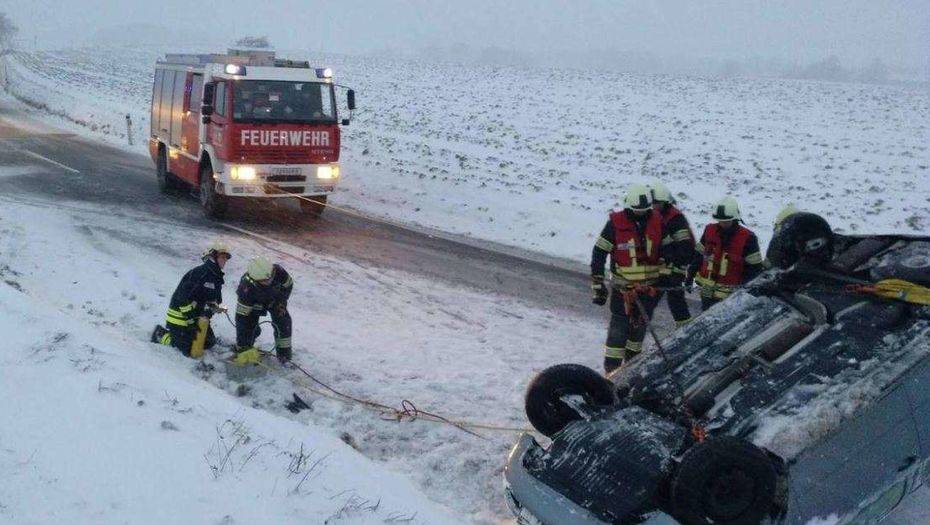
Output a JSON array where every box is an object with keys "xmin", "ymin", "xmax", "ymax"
[{"xmin": 199, "ymin": 164, "xmax": 228, "ymax": 219}]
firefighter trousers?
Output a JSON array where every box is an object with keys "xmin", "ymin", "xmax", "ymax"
[
  {"xmin": 656, "ymin": 275, "xmax": 691, "ymax": 326},
  {"xmin": 701, "ymin": 296, "xmax": 722, "ymax": 312},
  {"xmin": 604, "ymin": 288, "xmax": 658, "ymax": 373},
  {"xmin": 166, "ymin": 321, "xmax": 216, "ymax": 357}
]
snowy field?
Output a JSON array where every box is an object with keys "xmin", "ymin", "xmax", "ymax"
[
  {"xmin": 4, "ymin": 45, "xmax": 928, "ymax": 263},
  {"xmin": 0, "ymin": 152, "xmax": 605, "ymax": 522}
]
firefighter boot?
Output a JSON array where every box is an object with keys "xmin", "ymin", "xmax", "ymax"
[
  {"xmin": 275, "ymin": 346, "xmax": 292, "ymax": 363},
  {"xmin": 151, "ymin": 325, "xmax": 170, "ymax": 345},
  {"xmin": 604, "ymin": 356, "xmax": 623, "ymax": 375}
]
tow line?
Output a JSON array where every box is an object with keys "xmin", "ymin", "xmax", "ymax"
[{"xmin": 215, "ymin": 311, "xmax": 533, "ymax": 439}]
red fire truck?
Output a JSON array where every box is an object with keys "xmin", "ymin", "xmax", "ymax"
[{"xmin": 149, "ymin": 49, "xmax": 355, "ymax": 218}]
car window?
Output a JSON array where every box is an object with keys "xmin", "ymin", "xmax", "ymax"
[{"xmin": 848, "ymin": 480, "xmax": 907, "ymax": 524}]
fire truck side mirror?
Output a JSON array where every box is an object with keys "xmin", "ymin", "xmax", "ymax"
[
  {"xmin": 202, "ymin": 83, "xmax": 216, "ymax": 106},
  {"xmin": 201, "ymin": 104, "xmax": 214, "ymax": 117},
  {"xmin": 347, "ymin": 89, "xmax": 356, "ymax": 111}
]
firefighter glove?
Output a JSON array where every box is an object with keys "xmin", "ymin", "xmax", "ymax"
[
  {"xmin": 204, "ymin": 302, "xmax": 226, "ymax": 318},
  {"xmin": 592, "ymin": 276, "xmax": 608, "ymax": 305}
]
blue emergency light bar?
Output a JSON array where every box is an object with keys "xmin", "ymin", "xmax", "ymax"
[{"xmin": 315, "ymin": 67, "xmax": 333, "ymax": 79}]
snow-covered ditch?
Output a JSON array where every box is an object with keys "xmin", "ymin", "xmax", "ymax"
[
  {"xmin": 0, "ymin": 161, "xmax": 608, "ymax": 522},
  {"xmin": 4, "ymin": 46, "xmax": 928, "ymax": 263},
  {"xmin": 0, "ymin": 234, "xmax": 455, "ymax": 521}
]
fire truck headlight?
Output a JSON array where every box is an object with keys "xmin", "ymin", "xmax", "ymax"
[
  {"xmin": 230, "ymin": 166, "xmax": 257, "ymax": 181},
  {"xmin": 225, "ymin": 64, "xmax": 247, "ymax": 76},
  {"xmin": 316, "ymin": 165, "xmax": 339, "ymax": 179}
]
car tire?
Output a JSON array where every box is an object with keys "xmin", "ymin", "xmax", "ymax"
[
  {"xmin": 156, "ymin": 148, "xmax": 180, "ymax": 193},
  {"xmin": 524, "ymin": 363, "xmax": 616, "ymax": 437},
  {"xmin": 199, "ymin": 163, "xmax": 227, "ymax": 219},
  {"xmin": 671, "ymin": 436, "xmax": 778, "ymax": 525},
  {"xmin": 298, "ymin": 195, "xmax": 327, "ymax": 218}
]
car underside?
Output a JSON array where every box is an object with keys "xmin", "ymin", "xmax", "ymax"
[{"xmin": 505, "ymin": 215, "xmax": 930, "ymax": 525}]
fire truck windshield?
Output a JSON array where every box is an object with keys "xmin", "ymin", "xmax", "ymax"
[{"xmin": 231, "ymin": 80, "xmax": 336, "ymax": 124}]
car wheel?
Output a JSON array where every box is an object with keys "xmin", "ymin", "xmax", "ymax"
[
  {"xmin": 156, "ymin": 149, "xmax": 179, "ymax": 193},
  {"xmin": 671, "ymin": 436, "xmax": 778, "ymax": 525},
  {"xmin": 298, "ymin": 195, "xmax": 327, "ymax": 218},
  {"xmin": 199, "ymin": 164, "xmax": 227, "ymax": 219},
  {"xmin": 524, "ymin": 363, "xmax": 616, "ymax": 437}
]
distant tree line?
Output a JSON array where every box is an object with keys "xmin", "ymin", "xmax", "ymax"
[{"xmin": 0, "ymin": 13, "xmax": 17, "ymax": 50}]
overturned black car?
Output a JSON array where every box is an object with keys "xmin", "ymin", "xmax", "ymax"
[{"xmin": 504, "ymin": 214, "xmax": 930, "ymax": 525}]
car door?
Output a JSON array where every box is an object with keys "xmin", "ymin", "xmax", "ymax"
[{"xmin": 788, "ymin": 384, "xmax": 920, "ymax": 523}]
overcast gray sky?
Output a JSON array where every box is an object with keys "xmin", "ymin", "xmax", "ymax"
[{"xmin": 3, "ymin": 0, "xmax": 927, "ymax": 68}]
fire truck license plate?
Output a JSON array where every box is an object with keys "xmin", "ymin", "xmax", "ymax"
[{"xmin": 272, "ymin": 167, "xmax": 301, "ymax": 176}]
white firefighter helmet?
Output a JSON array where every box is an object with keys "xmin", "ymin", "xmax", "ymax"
[
  {"xmin": 623, "ymin": 183, "xmax": 653, "ymax": 211},
  {"xmin": 247, "ymin": 256, "xmax": 274, "ymax": 281},
  {"xmin": 774, "ymin": 203, "xmax": 799, "ymax": 228},
  {"xmin": 650, "ymin": 181, "xmax": 675, "ymax": 204},
  {"xmin": 203, "ymin": 240, "xmax": 231, "ymax": 259},
  {"xmin": 712, "ymin": 196, "xmax": 741, "ymax": 221}
]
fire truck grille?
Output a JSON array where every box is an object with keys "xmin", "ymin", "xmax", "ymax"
[
  {"xmin": 266, "ymin": 174, "xmax": 306, "ymax": 183},
  {"xmin": 236, "ymin": 150, "xmax": 315, "ymax": 164}
]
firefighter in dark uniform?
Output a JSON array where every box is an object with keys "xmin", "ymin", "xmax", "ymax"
[
  {"xmin": 591, "ymin": 183, "xmax": 665, "ymax": 374},
  {"xmin": 765, "ymin": 203, "xmax": 800, "ymax": 266},
  {"xmin": 688, "ymin": 196, "xmax": 765, "ymax": 311},
  {"xmin": 234, "ymin": 257, "xmax": 294, "ymax": 364},
  {"xmin": 151, "ymin": 241, "xmax": 230, "ymax": 357},
  {"xmin": 651, "ymin": 182, "xmax": 695, "ymax": 328}
]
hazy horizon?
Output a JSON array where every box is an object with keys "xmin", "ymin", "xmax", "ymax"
[{"xmin": 2, "ymin": 0, "xmax": 927, "ymax": 72}]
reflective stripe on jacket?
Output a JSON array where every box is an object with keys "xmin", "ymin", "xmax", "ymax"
[
  {"xmin": 609, "ymin": 210, "xmax": 663, "ymax": 284},
  {"xmin": 697, "ymin": 223, "xmax": 752, "ymax": 290}
]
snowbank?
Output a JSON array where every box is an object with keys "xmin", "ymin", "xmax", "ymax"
[{"xmin": 0, "ymin": 258, "xmax": 456, "ymax": 523}]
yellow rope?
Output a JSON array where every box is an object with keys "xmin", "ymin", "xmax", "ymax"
[{"xmin": 251, "ymin": 359, "xmax": 534, "ymax": 438}]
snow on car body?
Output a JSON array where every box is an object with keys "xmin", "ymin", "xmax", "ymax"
[
  {"xmin": 148, "ymin": 48, "xmax": 356, "ymax": 217},
  {"xmin": 505, "ymin": 222, "xmax": 930, "ymax": 524}
]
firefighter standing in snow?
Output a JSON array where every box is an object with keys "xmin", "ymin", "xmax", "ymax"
[
  {"xmin": 234, "ymin": 257, "xmax": 294, "ymax": 364},
  {"xmin": 152, "ymin": 241, "xmax": 230, "ymax": 357},
  {"xmin": 591, "ymin": 184, "xmax": 664, "ymax": 374},
  {"xmin": 651, "ymin": 182, "xmax": 695, "ymax": 327},
  {"xmin": 688, "ymin": 196, "xmax": 765, "ymax": 310}
]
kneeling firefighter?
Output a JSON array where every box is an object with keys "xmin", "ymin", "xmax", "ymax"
[
  {"xmin": 151, "ymin": 241, "xmax": 230, "ymax": 357},
  {"xmin": 591, "ymin": 183, "xmax": 664, "ymax": 374},
  {"xmin": 234, "ymin": 257, "xmax": 294, "ymax": 364}
]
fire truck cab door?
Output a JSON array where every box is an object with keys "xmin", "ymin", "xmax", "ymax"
[
  {"xmin": 205, "ymin": 80, "xmax": 231, "ymax": 163},
  {"xmin": 175, "ymin": 73, "xmax": 202, "ymax": 184}
]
